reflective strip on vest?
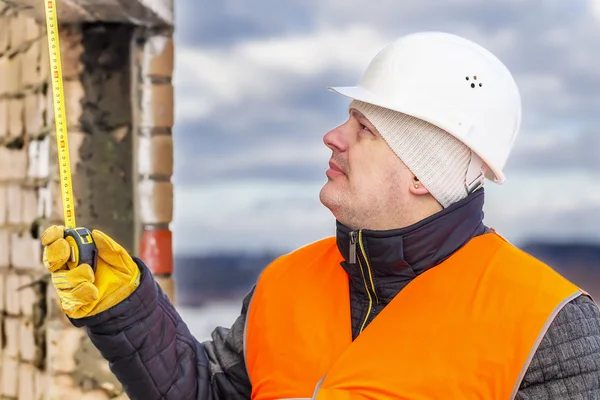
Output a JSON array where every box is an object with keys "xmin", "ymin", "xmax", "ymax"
[{"xmin": 245, "ymin": 233, "xmax": 583, "ymax": 400}]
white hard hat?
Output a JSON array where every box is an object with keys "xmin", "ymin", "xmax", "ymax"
[{"xmin": 328, "ymin": 31, "xmax": 522, "ymax": 185}]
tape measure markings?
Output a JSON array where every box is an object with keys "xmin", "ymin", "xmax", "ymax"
[{"xmin": 44, "ymin": 0, "xmax": 77, "ymax": 229}]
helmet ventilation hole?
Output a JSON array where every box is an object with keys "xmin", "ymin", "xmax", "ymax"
[{"xmin": 465, "ymin": 76, "xmax": 482, "ymax": 88}]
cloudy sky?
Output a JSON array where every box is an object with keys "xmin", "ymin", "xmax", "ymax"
[{"xmin": 170, "ymin": 0, "xmax": 600, "ymax": 255}]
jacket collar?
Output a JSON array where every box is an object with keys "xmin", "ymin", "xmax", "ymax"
[{"xmin": 336, "ymin": 188, "xmax": 488, "ymax": 302}]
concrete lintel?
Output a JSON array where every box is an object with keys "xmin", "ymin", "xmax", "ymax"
[{"xmin": 0, "ymin": 0, "xmax": 173, "ymax": 27}]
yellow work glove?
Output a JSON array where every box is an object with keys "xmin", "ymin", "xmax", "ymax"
[{"xmin": 41, "ymin": 225, "xmax": 141, "ymax": 319}]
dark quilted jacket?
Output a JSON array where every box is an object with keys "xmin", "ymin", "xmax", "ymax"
[{"xmin": 71, "ymin": 189, "xmax": 600, "ymax": 399}]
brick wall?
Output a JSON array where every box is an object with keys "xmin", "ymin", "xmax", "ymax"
[
  {"xmin": 0, "ymin": 2, "xmax": 175, "ymax": 398},
  {"xmin": 0, "ymin": 5, "xmax": 53, "ymax": 399}
]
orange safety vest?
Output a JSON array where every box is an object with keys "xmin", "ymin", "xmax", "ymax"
[{"xmin": 244, "ymin": 232, "xmax": 585, "ymax": 400}]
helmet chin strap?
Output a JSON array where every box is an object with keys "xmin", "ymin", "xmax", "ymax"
[{"xmin": 465, "ymin": 151, "xmax": 485, "ymax": 194}]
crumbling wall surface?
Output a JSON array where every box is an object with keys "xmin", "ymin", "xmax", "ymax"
[
  {"xmin": 0, "ymin": 4, "xmax": 53, "ymax": 399},
  {"xmin": 45, "ymin": 23, "xmax": 138, "ymax": 400},
  {"xmin": 49, "ymin": 23, "xmax": 136, "ymax": 252}
]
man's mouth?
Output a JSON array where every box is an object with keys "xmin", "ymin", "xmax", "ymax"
[{"xmin": 326, "ymin": 160, "xmax": 345, "ymax": 178}]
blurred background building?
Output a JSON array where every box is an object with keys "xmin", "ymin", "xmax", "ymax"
[{"xmin": 0, "ymin": 0, "xmax": 599, "ymax": 398}]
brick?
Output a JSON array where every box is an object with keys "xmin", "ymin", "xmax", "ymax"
[
  {"xmin": 45, "ymin": 82, "xmax": 54, "ymax": 126},
  {"xmin": 20, "ymin": 318, "xmax": 36, "ymax": 362},
  {"xmin": 18, "ymin": 362, "xmax": 36, "ymax": 400},
  {"xmin": 5, "ymin": 53, "xmax": 22, "ymax": 94},
  {"xmin": 7, "ymin": 183, "xmax": 22, "ymax": 225},
  {"xmin": 15, "ymin": 147, "xmax": 29, "ymax": 180},
  {"xmin": 31, "ymin": 136, "xmax": 51, "ymax": 180},
  {"xmin": 22, "ymin": 187, "xmax": 38, "ymax": 224},
  {"xmin": 24, "ymin": 15, "xmax": 39, "ymax": 43},
  {"xmin": 139, "ymin": 34, "xmax": 174, "ymax": 78},
  {"xmin": 5, "ymin": 273, "xmax": 21, "ymax": 315},
  {"xmin": 0, "ymin": 147, "xmax": 9, "ymax": 180},
  {"xmin": 0, "ymin": 229, "xmax": 9, "ymax": 268},
  {"xmin": 39, "ymin": 37, "xmax": 50, "ymax": 83},
  {"xmin": 0, "ymin": 270, "xmax": 5, "ymax": 312},
  {"xmin": 25, "ymin": 91, "xmax": 46, "ymax": 135},
  {"xmin": 35, "ymin": 369, "xmax": 48, "ymax": 400},
  {"xmin": 4, "ymin": 316, "xmax": 20, "ymax": 357},
  {"xmin": 49, "ymin": 180, "xmax": 63, "ymax": 223},
  {"xmin": 0, "ymin": 16, "xmax": 9, "ymax": 55},
  {"xmin": 9, "ymin": 13, "xmax": 26, "ymax": 52},
  {"xmin": 59, "ymin": 26, "xmax": 84, "ymax": 80},
  {"xmin": 64, "ymin": 79, "xmax": 84, "ymax": 128},
  {"xmin": 2, "ymin": 147, "xmax": 28, "ymax": 181},
  {"xmin": 0, "ymin": 98, "xmax": 8, "ymax": 139},
  {"xmin": 0, "ymin": 57, "xmax": 9, "ymax": 94},
  {"xmin": 0, "ymin": 184, "xmax": 6, "ymax": 226},
  {"xmin": 138, "ymin": 134, "xmax": 173, "ymax": 177},
  {"xmin": 138, "ymin": 180, "xmax": 173, "ymax": 223},
  {"xmin": 139, "ymin": 83, "xmax": 173, "ymax": 128},
  {"xmin": 140, "ymin": 229, "xmax": 172, "ymax": 275},
  {"xmin": 27, "ymin": 138, "xmax": 43, "ymax": 180},
  {"xmin": 37, "ymin": 184, "xmax": 51, "ymax": 219},
  {"xmin": 22, "ymin": 40, "xmax": 40, "ymax": 88},
  {"xmin": 0, "ymin": 353, "xmax": 19, "ymax": 397},
  {"xmin": 10, "ymin": 232, "xmax": 42, "ymax": 269},
  {"xmin": 8, "ymin": 97, "xmax": 25, "ymax": 138},
  {"xmin": 19, "ymin": 274, "xmax": 36, "ymax": 317},
  {"xmin": 47, "ymin": 326, "xmax": 86, "ymax": 373}
]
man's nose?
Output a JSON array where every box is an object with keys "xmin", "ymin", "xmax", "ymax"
[{"xmin": 323, "ymin": 125, "xmax": 348, "ymax": 152}]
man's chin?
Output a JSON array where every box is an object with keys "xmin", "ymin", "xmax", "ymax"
[{"xmin": 319, "ymin": 183, "xmax": 340, "ymax": 211}]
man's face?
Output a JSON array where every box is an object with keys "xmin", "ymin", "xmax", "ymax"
[{"xmin": 319, "ymin": 107, "xmax": 415, "ymax": 230}]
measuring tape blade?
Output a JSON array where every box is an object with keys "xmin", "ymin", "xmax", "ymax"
[
  {"xmin": 43, "ymin": 1, "xmax": 98, "ymax": 272},
  {"xmin": 44, "ymin": 0, "xmax": 76, "ymax": 229}
]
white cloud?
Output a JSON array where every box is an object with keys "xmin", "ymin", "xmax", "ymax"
[
  {"xmin": 171, "ymin": 0, "xmax": 600, "ymax": 253},
  {"xmin": 172, "ymin": 169, "xmax": 600, "ymax": 255},
  {"xmin": 591, "ymin": 0, "xmax": 600, "ymax": 21},
  {"xmin": 173, "ymin": 181, "xmax": 336, "ymax": 255},
  {"xmin": 173, "ymin": 25, "xmax": 387, "ymax": 122},
  {"xmin": 186, "ymin": 139, "xmax": 328, "ymax": 175},
  {"xmin": 484, "ymin": 169, "xmax": 600, "ymax": 243}
]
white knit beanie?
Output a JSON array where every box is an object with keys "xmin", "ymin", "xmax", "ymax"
[{"xmin": 351, "ymin": 100, "xmax": 477, "ymax": 208}]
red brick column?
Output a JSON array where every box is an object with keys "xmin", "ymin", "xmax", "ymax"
[{"xmin": 133, "ymin": 28, "xmax": 175, "ymax": 303}]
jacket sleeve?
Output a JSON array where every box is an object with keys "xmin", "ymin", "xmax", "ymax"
[
  {"xmin": 516, "ymin": 295, "xmax": 600, "ymax": 399},
  {"xmin": 70, "ymin": 258, "xmax": 253, "ymax": 400}
]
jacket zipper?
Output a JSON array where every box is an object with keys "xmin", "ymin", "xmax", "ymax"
[{"xmin": 349, "ymin": 230, "xmax": 379, "ymax": 334}]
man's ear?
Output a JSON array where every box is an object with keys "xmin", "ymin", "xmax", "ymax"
[{"xmin": 409, "ymin": 176, "xmax": 430, "ymax": 196}]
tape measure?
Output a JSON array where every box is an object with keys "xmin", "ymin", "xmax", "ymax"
[{"xmin": 44, "ymin": 0, "xmax": 97, "ymax": 271}]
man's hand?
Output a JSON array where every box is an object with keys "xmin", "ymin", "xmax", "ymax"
[{"xmin": 41, "ymin": 225, "xmax": 141, "ymax": 319}]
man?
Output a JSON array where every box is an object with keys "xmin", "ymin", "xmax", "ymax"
[{"xmin": 42, "ymin": 32, "xmax": 600, "ymax": 399}]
